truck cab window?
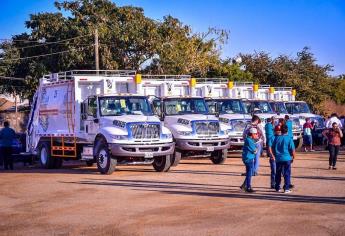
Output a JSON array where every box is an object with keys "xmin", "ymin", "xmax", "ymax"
[
  {"xmin": 87, "ymin": 97, "xmax": 97, "ymax": 117},
  {"xmin": 152, "ymin": 100, "xmax": 162, "ymax": 117}
]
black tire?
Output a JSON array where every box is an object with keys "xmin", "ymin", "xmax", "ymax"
[
  {"xmin": 153, "ymin": 155, "xmax": 171, "ymax": 172},
  {"xmin": 86, "ymin": 160, "xmax": 94, "ymax": 167},
  {"xmin": 294, "ymin": 137, "xmax": 303, "ymax": 151},
  {"xmin": 95, "ymin": 139, "xmax": 116, "ymax": 175},
  {"xmin": 210, "ymin": 149, "xmax": 227, "ymax": 164},
  {"xmin": 170, "ymin": 151, "xmax": 181, "ymax": 167},
  {"xmin": 38, "ymin": 142, "xmax": 62, "ymax": 169}
]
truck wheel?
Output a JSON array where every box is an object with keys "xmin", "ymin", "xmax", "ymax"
[
  {"xmin": 294, "ymin": 138, "xmax": 303, "ymax": 151},
  {"xmin": 170, "ymin": 151, "xmax": 181, "ymax": 167},
  {"xmin": 95, "ymin": 140, "xmax": 116, "ymax": 175},
  {"xmin": 210, "ymin": 149, "xmax": 228, "ymax": 164},
  {"xmin": 86, "ymin": 160, "xmax": 94, "ymax": 167},
  {"xmin": 153, "ymin": 155, "xmax": 171, "ymax": 172},
  {"xmin": 38, "ymin": 142, "xmax": 59, "ymax": 169}
]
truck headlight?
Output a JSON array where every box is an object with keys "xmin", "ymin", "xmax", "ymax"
[
  {"xmin": 112, "ymin": 135, "xmax": 128, "ymax": 140},
  {"xmin": 223, "ymin": 129, "xmax": 232, "ymax": 135},
  {"xmin": 177, "ymin": 131, "xmax": 193, "ymax": 136},
  {"xmin": 162, "ymin": 133, "xmax": 172, "ymax": 139}
]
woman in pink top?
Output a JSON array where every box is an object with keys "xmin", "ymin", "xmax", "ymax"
[{"xmin": 322, "ymin": 122, "xmax": 343, "ymax": 170}]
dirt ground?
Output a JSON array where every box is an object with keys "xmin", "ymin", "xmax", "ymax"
[{"xmin": 0, "ymin": 151, "xmax": 344, "ymax": 236}]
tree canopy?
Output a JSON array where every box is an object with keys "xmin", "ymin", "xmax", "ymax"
[{"xmin": 0, "ymin": 0, "xmax": 342, "ymax": 114}]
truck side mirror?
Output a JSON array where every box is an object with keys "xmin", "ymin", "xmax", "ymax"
[
  {"xmin": 214, "ymin": 102, "xmax": 219, "ymax": 117},
  {"xmin": 160, "ymin": 112, "xmax": 165, "ymax": 121}
]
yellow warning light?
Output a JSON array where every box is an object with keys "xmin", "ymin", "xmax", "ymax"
[
  {"xmin": 135, "ymin": 74, "xmax": 142, "ymax": 84},
  {"xmin": 228, "ymin": 81, "xmax": 234, "ymax": 89},
  {"xmin": 190, "ymin": 78, "xmax": 196, "ymax": 87},
  {"xmin": 269, "ymin": 87, "xmax": 275, "ymax": 94},
  {"xmin": 253, "ymin": 84, "xmax": 259, "ymax": 92},
  {"xmin": 292, "ymin": 89, "xmax": 297, "ymax": 96}
]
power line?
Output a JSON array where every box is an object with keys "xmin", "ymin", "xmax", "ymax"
[
  {"xmin": 0, "ymin": 76, "xmax": 24, "ymax": 81},
  {"xmin": 1, "ymin": 34, "xmax": 93, "ymax": 50},
  {"xmin": 0, "ymin": 45, "xmax": 93, "ymax": 62}
]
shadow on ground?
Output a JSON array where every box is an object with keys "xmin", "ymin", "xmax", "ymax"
[{"xmin": 61, "ymin": 178, "xmax": 345, "ymax": 205}]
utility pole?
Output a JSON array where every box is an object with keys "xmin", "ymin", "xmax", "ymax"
[{"xmin": 94, "ymin": 29, "xmax": 99, "ymax": 73}]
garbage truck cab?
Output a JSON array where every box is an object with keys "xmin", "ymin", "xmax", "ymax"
[
  {"xmin": 26, "ymin": 70, "xmax": 174, "ymax": 174},
  {"xmin": 137, "ymin": 75, "xmax": 230, "ymax": 165}
]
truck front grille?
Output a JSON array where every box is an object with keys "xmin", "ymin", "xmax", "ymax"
[
  {"xmin": 128, "ymin": 123, "xmax": 160, "ymax": 139},
  {"xmin": 195, "ymin": 121, "xmax": 219, "ymax": 135}
]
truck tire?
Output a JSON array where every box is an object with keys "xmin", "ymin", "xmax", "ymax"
[
  {"xmin": 294, "ymin": 137, "xmax": 303, "ymax": 151},
  {"xmin": 170, "ymin": 151, "xmax": 181, "ymax": 167},
  {"xmin": 95, "ymin": 139, "xmax": 116, "ymax": 175},
  {"xmin": 38, "ymin": 142, "xmax": 61, "ymax": 169},
  {"xmin": 210, "ymin": 149, "xmax": 227, "ymax": 164},
  {"xmin": 153, "ymin": 155, "xmax": 171, "ymax": 172}
]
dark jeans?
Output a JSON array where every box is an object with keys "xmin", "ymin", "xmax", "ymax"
[
  {"xmin": 1, "ymin": 147, "xmax": 13, "ymax": 170},
  {"xmin": 244, "ymin": 160, "xmax": 254, "ymax": 189},
  {"xmin": 329, "ymin": 144, "xmax": 340, "ymax": 167},
  {"xmin": 269, "ymin": 159, "xmax": 276, "ymax": 187},
  {"xmin": 275, "ymin": 160, "xmax": 291, "ymax": 191}
]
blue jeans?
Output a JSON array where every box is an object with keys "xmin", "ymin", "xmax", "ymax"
[
  {"xmin": 275, "ymin": 160, "xmax": 291, "ymax": 191},
  {"xmin": 253, "ymin": 142, "xmax": 262, "ymax": 174},
  {"xmin": 269, "ymin": 159, "xmax": 276, "ymax": 187},
  {"xmin": 329, "ymin": 144, "xmax": 340, "ymax": 167},
  {"xmin": 244, "ymin": 160, "xmax": 254, "ymax": 189}
]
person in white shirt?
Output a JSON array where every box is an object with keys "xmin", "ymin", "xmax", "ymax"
[{"xmin": 325, "ymin": 113, "xmax": 343, "ymax": 129}]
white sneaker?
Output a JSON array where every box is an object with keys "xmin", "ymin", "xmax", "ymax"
[{"xmin": 284, "ymin": 189, "xmax": 292, "ymax": 194}]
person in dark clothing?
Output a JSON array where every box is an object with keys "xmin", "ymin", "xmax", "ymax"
[
  {"xmin": 0, "ymin": 121, "xmax": 16, "ymax": 170},
  {"xmin": 322, "ymin": 122, "xmax": 343, "ymax": 170}
]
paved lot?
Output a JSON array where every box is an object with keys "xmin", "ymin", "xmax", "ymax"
[{"xmin": 0, "ymin": 152, "xmax": 345, "ymax": 236}]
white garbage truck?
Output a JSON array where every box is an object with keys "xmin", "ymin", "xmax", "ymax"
[
  {"xmin": 193, "ymin": 80, "xmax": 302, "ymax": 149},
  {"xmin": 26, "ymin": 70, "xmax": 175, "ymax": 174},
  {"xmin": 193, "ymin": 79, "xmax": 252, "ymax": 151},
  {"xmin": 135, "ymin": 75, "xmax": 230, "ymax": 165}
]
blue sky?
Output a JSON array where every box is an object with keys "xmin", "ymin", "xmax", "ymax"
[{"xmin": 1, "ymin": 0, "xmax": 345, "ymax": 76}]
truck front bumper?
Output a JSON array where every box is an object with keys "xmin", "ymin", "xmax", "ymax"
[
  {"xmin": 175, "ymin": 138, "xmax": 230, "ymax": 151},
  {"xmin": 109, "ymin": 142, "xmax": 175, "ymax": 157},
  {"xmin": 292, "ymin": 131, "xmax": 302, "ymax": 140}
]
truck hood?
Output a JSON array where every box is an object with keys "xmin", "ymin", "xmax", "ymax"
[
  {"xmin": 220, "ymin": 113, "xmax": 251, "ymax": 120},
  {"xmin": 171, "ymin": 114, "xmax": 218, "ymax": 122},
  {"xmin": 101, "ymin": 115, "xmax": 160, "ymax": 124}
]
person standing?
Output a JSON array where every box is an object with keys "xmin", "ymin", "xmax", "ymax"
[
  {"xmin": 265, "ymin": 117, "xmax": 275, "ymax": 188},
  {"xmin": 325, "ymin": 113, "xmax": 343, "ymax": 129},
  {"xmin": 322, "ymin": 122, "xmax": 343, "ymax": 170},
  {"xmin": 243, "ymin": 115, "xmax": 265, "ymax": 176},
  {"xmin": 285, "ymin": 115, "xmax": 293, "ymax": 140},
  {"xmin": 0, "ymin": 121, "xmax": 16, "ymax": 170},
  {"xmin": 267, "ymin": 125, "xmax": 282, "ymax": 189},
  {"xmin": 303, "ymin": 118, "xmax": 314, "ymax": 152},
  {"xmin": 271, "ymin": 124, "xmax": 296, "ymax": 193},
  {"xmin": 241, "ymin": 128, "xmax": 258, "ymax": 193}
]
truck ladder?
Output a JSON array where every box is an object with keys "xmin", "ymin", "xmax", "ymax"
[
  {"xmin": 51, "ymin": 136, "xmax": 77, "ymax": 158},
  {"xmin": 66, "ymin": 82, "xmax": 75, "ymax": 133}
]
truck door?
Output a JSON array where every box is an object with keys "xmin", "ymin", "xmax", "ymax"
[{"xmin": 82, "ymin": 96, "xmax": 99, "ymax": 140}]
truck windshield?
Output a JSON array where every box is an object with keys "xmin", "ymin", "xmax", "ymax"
[
  {"xmin": 245, "ymin": 101, "xmax": 274, "ymax": 114},
  {"xmin": 99, "ymin": 96, "xmax": 153, "ymax": 116},
  {"xmin": 285, "ymin": 102, "xmax": 311, "ymax": 114},
  {"xmin": 164, "ymin": 98, "xmax": 208, "ymax": 115},
  {"xmin": 219, "ymin": 99, "xmax": 245, "ymax": 114},
  {"xmin": 270, "ymin": 102, "xmax": 288, "ymax": 114}
]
